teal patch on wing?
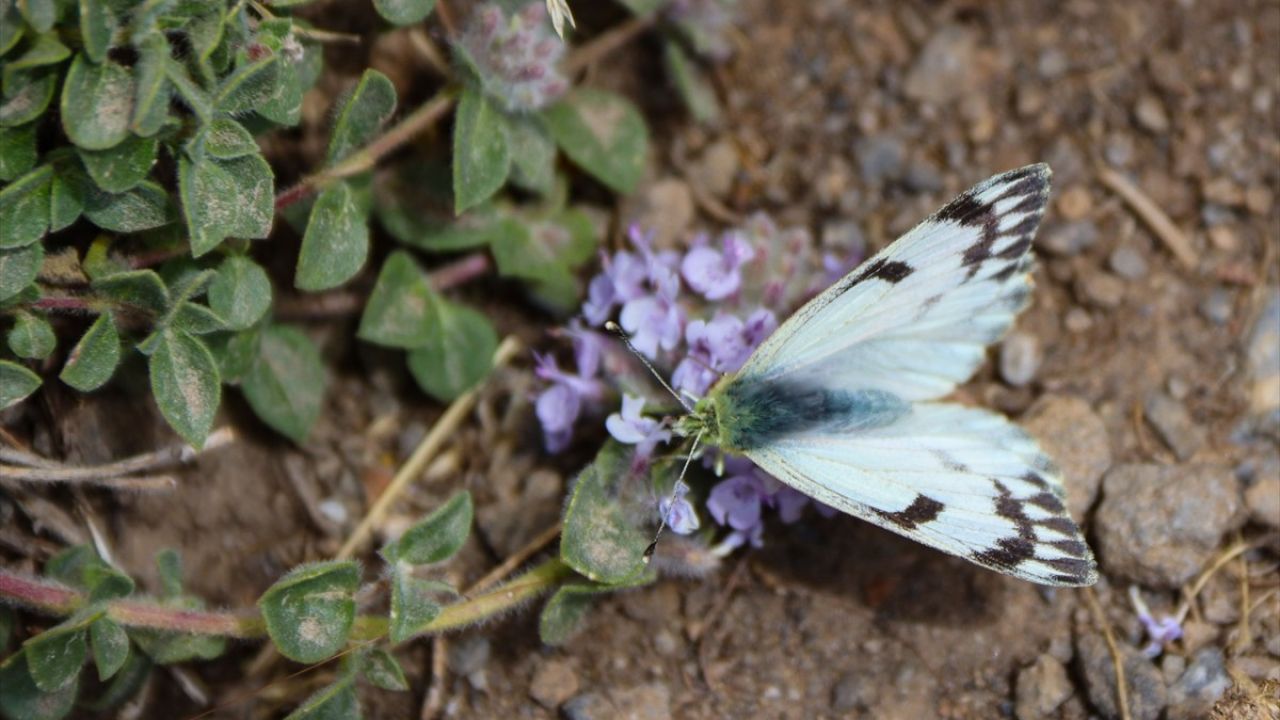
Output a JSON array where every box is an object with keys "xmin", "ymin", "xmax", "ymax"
[{"xmin": 719, "ymin": 377, "xmax": 908, "ymax": 451}]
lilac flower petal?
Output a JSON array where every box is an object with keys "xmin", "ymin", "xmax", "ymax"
[
  {"xmin": 543, "ymin": 427, "xmax": 572, "ymax": 453},
  {"xmin": 582, "ymin": 273, "xmax": 616, "ymax": 326},
  {"xmin": 774, "ymin": 487, "xmax": 809, "ymax": 524},
  {"xmin": 681, "ymin": 246, "xmax": 741, "ymax": 300},
  {"xmin": 660, "ymin": 494, "xmax": 701, "ymax": 535},
  {"xmin": 536, "ymin": 384, "xmax": 580, "ymax": 434},
  {"xmin": 606, "ymin": 411, "xmax": 648, "ymax": 444},
  {"xmin": 707, "ymin": 474, "xmax": 764, "ymax": 531},
  {"xmin": 672, "ymin": 357, "xmax": 717, "ymax": 396}
]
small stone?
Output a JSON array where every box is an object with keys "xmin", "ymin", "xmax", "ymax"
[
  {"xmin": 904, "ymin": 158, "xmax": 944, "ymax": 193},
  {"xmin": 1040, "ymin": 220, "xmax": 1099, "ymax": 256},
  {"xmin": 1245, "ymin": 476, "xmax": 1280, "ymax": 528},
  {"xmin": 1064, "ymin": 307, "xmax": 1093, "ymax": 333},
  {"xmin": 903, "ymin": 27, "xmax": 978, "ymax": 105},
  {"xmin": 1077, "ymin": 634, "xmax": 1168, "ymax": 720},
  {"xmin": 1095, "ymin": 464, "xmax": 1244, "ymax": 587},
  {"xmin": 1202, "ymin": 177, "xmax": 1245, "ymax": 207},
  {"xmin": 832, "ymin": 672, "xmax": 880, "ymax": 712},
  {"xmin": 1166, "ymin": 648, "xmax": 1233, "ymax": 720},
  {"xmin": 632, "ymin": 179, "xmax": 694, "ymax": 250},
  {"xmin": 447, "ymin": 636, "xmax": 490, "ymax": 676},
  {"xmin": 1198, "ymin": 288, "xmax": 1233, "ymax": 325},
  {"xmin": 1244, "ymin": 288, "xmax": 1280, "ymax": 421},
  {"xmin": 999, "ymin": 332, "xmax": 1042, "ymax": 387},
  {"xmin": 855, "ymin": 134, "xmax": 905, "ymax": 185},
  {"xmin": 1245, "ymin": 184, "xmax": 1274, "ymax": 215},
  {"xmin": 1144, "ymin": 392, "xmax": 1205, "ymax": 460},
  {"xmin": 1208, "ymin": 225, "xmax": 1240, "ymax": 252},
  {"xmin": 1024, "ymin": 395, "xmax": 1113, "ymax": 521},
  {"xmin": 562, "ymin": 692, "xmax": 615, "ymax": 720},
  {"xmin": 611, "ymin": 683, "xmax": 671, "ymax": 720},
  {"xmin": 1015, "ymin": 655, "xmax": 1072, "ymax": 720},
  {"xmin": 1076, "ymin": 271, "xmax": 1126, "ymax": 308},
  {"xmin": 529, "ymin": 659, "xmax": 579, "ymax": 709},
  {"xmin": 653, "ymin": 629, "xmax": 679, "ymax": 656},
  {"xmin": 689, "ymin": 139, "xmax": 738, "ymax": 198},
  {"xmin": 1057, "ymin": 186, "xmax": 1093, "ymax": 221},
  {"xmin": 1037, "ymin": 48, "xmax": 1068, "ymax": 79},
  {"xmin": 1109, "ymin": 245, "xmax": 1149, "ymax": 280},
  {"xmin": 316, "ymin": 498, "xmax": 348, "ymax": 525},
  {"xmin": 1134, "ymin": 94, "xmax": 1170, "ymax": 134},
  {"xmin": 1105, "ymin": 133, "xmax": 1136, "ymax": 167}
]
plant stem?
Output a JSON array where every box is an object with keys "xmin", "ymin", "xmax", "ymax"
[
  {"xmin": 274, "ymin": 89, "xmax": 458, "ymax": 212},
  {"xmin": 0, "ymin": 559, "xmax": 571, "ymax": 645}
]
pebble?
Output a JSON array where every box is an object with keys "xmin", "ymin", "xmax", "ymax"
[
  {"xmin": 1076, "ymin": 271, "xmax": 1126, "ymax": 308},
  {"xmin": 904, "ymin": 158, "xmax": 944, "ymax": 192},
  {"xmin": 689, "ymin": 139, "xmax": 738, "ymax": 198},
  {"xmin": 1094, "ymin": 464, "xmax": 1243, "ymax": 587},
  {"xmin": 855, "ymin": 134, "xmax": 905, "ymax": 185},
  {"xmin": 448, "ymin": 635, "xmax": 490, "ymax": 676},
  {"xmin": 1014, "ymin": 655, "xmax": 1072, "ymax": 720},
  {"xmin": 653, "ymin": 629, "xmax": 680, "ymax": 656},
  {"xmin": 1039, "ymin": 220, "xmax": 1099, "ymax": 256},
  {"xmin": 563, "ymin": 683, "xmax": 672, "ymax": 720},
  {"xmin": 1023, "ymin": 395, "xmax": 1113, "ymax": 521},
  {"xmin": 1144, "ymin": 392, "xmax": 1205, "ymax": 460},
  {"xmin": 1207, "ymin": 224, "xmax": 1240, "ymax": 252},
  {"xmin": 529, "ymin": 659, "xmax": 579, "ymax": 709},
  {"xmin": 999, "ymin": 332, "xmax": 1042, "ymax": 387},
  {"xmin": 1037, "ymin": 48, "xmax": 1068, "ymax": 79},
  {"xmin": 831, "ymin": 672, "xmax": 880, "ymax": 712},
  {"xmin": 1245, "ymin": 184, "xmax": 1274, "ymax": 215},
  {"xmin": 1064, "ymin": 307, "xmax": 1093, "ymax": 333},
  {"xmin": 1104, "ymin": 132, "xmax": 1135, "ymax": 167},
  {"xmin": 1134, "ymin": 93, "xmax": 1171, "ymax": 134},
  {"xmin": 1198, "ymin": 288, "xmax": 1234, "ymax": 325},
  {"xmin": 1244, "ymin": 288, "xmax": 1280, "ymax": 421},
  {"xmin": 1166, "ymin": 648, "xmax": 1233, "ymax": 720},
  {"xmin": 1108, "ymin": 245, "xmax": 1149, "ymax": 280},
  {"xmin": 632, "ymin": 179, "xmax": 694, "ymax": 250},
  {"xmin": 1245, "ymin": 476, "xmax": 1280, "ymax": 528},
  {"xmin": 1056, "ymin": 185, "xmax": 1093, "ymax": 221},
  {"xmin": 1202, "ymin": 177, "xmax": 1245, "ymax": 207},
  {"xmin": 903, "ymin": 27, "xmax": 978, "ymax": 105},
  {"xmin": 1077, "ymin": 634, "xmax": 1167, "ymax": 720}
]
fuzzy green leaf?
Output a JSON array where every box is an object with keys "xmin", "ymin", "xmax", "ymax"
[
  {"xmin": 560, "ymin": 442, "xmax": 649, "ymax": 583},
  {"xmin": 208, "ymin": 256, "xmax": 271, "ymax": 330},
  {"xmin": 542, "ymin": 88, "xmax": 648, "ymax": 195},
  {"xmin": 452, "ymin": 84, "xmax": 510, "ymax": 214},
  {"xmin": 0, "ymin": 242, "xmax": 42, "ymax": 301},
  {"xmin": 373, "ymin": 0, "xmax": 436, "ymax": 25},
  {"xmin": 374, "ymin": 164, "xmax": 500, "ymax": 251},
  {"xmin": 91, "ymin": 269, "xmax": 168, "ymax": 314},
  {"xmin": 3, "ymin": 32, "xmax": 69, "ymax": 79},
  {"xmin": 171, "ymin": 302, "xmax": 226, "ymax": 334},
  {"xmin": 23, "ymin": 618, "xmax": 89, "ymax": 692},
  {"xmin": 207, "ymin": 326, "xmax": 259, "ymax": 384},
  {"xmin": 84, "ymin": 181, "xmax": 174, "ymax": 232},
  {"xmin": 507, "ymin": 114, "xmax": 556, "ymax": 195},
  {"xmin": 663, "ymin": 38, "xmax": 719, "ymax": 124},
  {"xmin": 242, "ymin": 324, "xmax": 326, "ymax": 442},
  {"xmin": 540, "ymin": 576, "xmax": 652, "ymax": 646},
  {"xmin": 0, "ymin": 67, "xmax": 57, "ymax": 127},
  {"xmin": 179, "ymin": 154, "xmax": 274, "ymax": 256},
  {"xmin": 49, "ymin": 158, "xmax": 90, "ymax": 232},
  {"xmin": 89, "ymin": 618, "xmax": 128, "ymax": 681},
  {"xmin": 78, "ymin": 135, "xmax": 158, "ymax": 193},
  {"xmin": 0, "ymin": 163, "xmax": 52, "ymax": 248},
  {"xmin": 283, "ymin": 674, "xmax": 358, "ymax": 720},
  {"xmin": 362, "ymin": 649, "xmax": 408, "ymax": 691},
  {"xmin": 386, "ymin": 567, "xmax": 444, "ymax": 644},
  {"xmin": 259, "ymin": 560, "xmax": 359, "ymax": 663},
  {"xmin": 0, "ymin": 360, "xmax": 41, "ymax": 409},
  {"xmin": 59, "ymin": 313, "xmax": 120, "ymax": 392},
  {"xmin": 61, "ymin": 55, "xmax": 135, "ymax": 151},
  {"xmin": 406, "ymin": 298, "xmax": 497, "ymax": 401},
  {"xmin": 0, "ymin": 2, "xmax": 25, "ymax": 55},
  {"xmin": 83, "ymin": 564, "xmax": 134, "ymax": 603},
  {"xmin": 295, "ymin": 180, "xmax": 368, "ymax": 290},
  {"xmin": 380, "ymin": 491, "xmax": 472, "ymax": 565},
  {"xmin": 490, "ymin": 213, "xmax": 595, "ymax": 289},
  {"xmin": 148, "ymin": 328, "xmax": 220, "ymax": 448},
  {"xmin": 326, "ymin": 70, "xmax": 396, "ymax": 163},
  {"xmin": 131, "ymin": 33, "xmax": 171, "ymax": 136},
  {"xmin": 80, "ymin": 648, "xmax": 149, "ymax": 714},
  {"xmin": 200, "ymin": 118, "xmax": 259, "ymax": 159},
  {"xmin": 79, "ymin": 0, "xmax": 117, "ymax": 63},
  {"xmin": 130, "ymin": 605, "xmax": 226, "ymax": 665},
  {"xmin": 214, "ymin": 56, "xmax": 278, "ymax": 115},
  {"xmin": 163, "ymin": 57, "xmax": 212, "ymax": 122},
  {"xmin": 17, "ymin": 0, "xmax": 56, "ymax": 32},
  {"xmin": 7, "ymin": 312, "xmax": 55, "ymax": 359},
  {"xmin": 0, "ymin": 122, "xmax": 37, "ymax": 181},
  {"xmin": 357, "ymin": 251, "xmax": 433, "ymax": 348},
  {"xmin": 0, "ymin": 652, "xmax": 79, "ymax": 720},
  {"xmin": 155, "ymin": 548, "xmax": 183, "ymax": 597}
]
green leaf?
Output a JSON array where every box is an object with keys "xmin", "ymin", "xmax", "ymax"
[
  {"xmin": 207, "ymin": 326, "xmax": 259, "ymax": 383},
  {"xmin": 379, "ymin": 491, "xmax": 472, "ymax": 565},
  {"xmin": 373, "ymin": 0, "xmax": 436, "ymax": 25},
  {"xmin": 131, "ymin": 33, "xmax": 171, "ymax": 137},
  {"xmin": 92, "ymin": 269, "xmax": 168, "ymax": 314},
  {"xmin": 23, "ymin": 618, "xmax": 89, "ymax": 692},
  {"xmin": 61, "ymin": 54, "xmax": 135, "ymax": 151},
  {"xmin": 17, "ymin": 0, "xmax": 56, "ymax": 32},
  {"xmin": 295, "ymin": 180, "xmax": 368, "ymax": 290},
  {"xmin": 0, "ymin": 1, "xmax": 24, "ymax": 55},
  {"xmin": 327, "ymin": 70, "xmax": 396, "ymax": 163},
  {"xmin": 386, "ymin": 567, "xmax": 443, "ymax": 644},
  {"xmin": 155, "ymin": 548, "xmax": 183, "ymax": 597},
  {"xmin": 0, "ymin": 163, "xmax": 52, "ymax": 248},
  {"xmin": 490, "ymin": 213, "xmax": 596, "ymax": 291},
  {"xmin": 507, "ymin": 114, "xmax": 556, "ymax": 195},
  {"xmin": 452, "ymin": 84, "xmax": 510, "ymax": 213},
  {"xmin": 0, "ymin": 122, "xmax": 37, "ymax": 181},
  {"xmin": 214, "ymin": 56, "xmax": 278, "ymax": 115},
  {"xmin": 0, "ymin": 67, "xmax": 58, "ymax": 127},
  {"xmin": 357, "ymin": 251, "xmax": 434, "ymax": 348},
  {"xmin": 542, "ymin": 88, "xmax": 648, "ymax": 195},
  {"xmin": 560, "ymin": 442, "xmax": 650, "ymax": 583},
  {"xmin": 242, "ymin": 324, "xmax": 326, "ymax": 442},
  {"xmin": 540, "ymin": 576, "xmax": 652, "ymax": 646},
  {"xmin": 0, "ymin": 651, "xmax": 79, "ymax": 720},
  {"xmin": 89, "ymin": 619, "xmax": 128, "ymax": 681},
  {"xmin": 374, "ymin": 164, "xmax": 500, "ymax": 251},
  {"xmin": 164, "ymin": 57, "xmax": 212, "ymax": 122},
  {"xmin": 208, "ymin": 256, "xmax": 271, "ymax": 330},
  {"xmin": 258, "ymin": 560, "xmax": 359, "ymax": 663},
  {"xmin": 0, "ymin": 242, "xmax": 42, "ymax": 301},
  {"xmin": 49, "ymin": 158, "xmax": 90, "ymax": 232},
  {"xmin": 200, "ymin": 118, "xmax": 259, "ymax": 159},
  {"xmin": 78, "ymin": 135, "xmax": 158, "ymax": 193},
  {"xmin": 59, "ymin": 313, "xmax": 120, "ymax": 392},
  {"xmin": 79, "ymin": 649, "xmax": 149, "ymax": 713},
  {"xmin": 43, "ymin": 545, "xmax": 102, "ymax": 588},
  {"xmin": 148, "ymin": 328, "xmax": 220, "ymax": 448},
  {"xmin": 283, "ymin": 674, "xmax": 358, "ymax": 720},
  {"xmin": 0, "ymin": 360, "xmax": 41, "ymax": 409},
  {"xmin": 79, "ymin": 0, "xmax": 117, "ymax": 63},
  {"xmin": 130, "ymin": 606, "xmax": 225, "ymax": 664},
  {"xmin": 3, "ymin": 32, "xmax": 69, "ymax": 79},
  {"xmin": 83, "ymin": 564, "xmax": 134, "ymax": 603},
  {"xmin": 171, "ymin": 302, "xmax": 226, "ymax": 334},
  {"xmin": 179, "ymin": 154, "xmax": 274, "ymax": 256},
  {"xmin": 0, "ymin": 606, "xmax": 10, "ymax": 647},
  {"xmin": 7, "ymin": 312, "xmax": 55, "ymax": 359},
  {"xmin": 361, "ymin": 649, "xmax": 408, "ymax": 691},
  {"xmin": 663, "ymin": 39, "xmax": 720, "ymax": 125},
  {"xmin": 84, "ymin": 180, "xmax": 174, "ymax": 232},
  {"xmin": 406, "ymin": 298, "xmax": 497, "ymax": 401}
]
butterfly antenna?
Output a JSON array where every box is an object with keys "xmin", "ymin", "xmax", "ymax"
[
  {"xmin": 604, "ymin": 321, "xmax": 693, "ymax": 413},
  {"xmin": 644, "ymin": 430, "xmax": 703, "ymax": 562}
]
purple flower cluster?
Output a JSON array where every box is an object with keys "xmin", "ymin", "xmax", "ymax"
[
  {"xmin": 457, "ymin": 3, "xmax": 569, "ymax": 112},
  {"xmin": 536, "ymin": 215, "xmax": 858, "ymax": 546}
]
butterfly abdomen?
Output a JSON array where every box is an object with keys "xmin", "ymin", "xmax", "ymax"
[{"xmin": 713, "ymin": 376, "xmax": 909, "ymax": 451}]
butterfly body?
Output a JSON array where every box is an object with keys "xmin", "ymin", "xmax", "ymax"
[{"xmin": 674, "ymin": 163, "xmax": 1099, "ymax": 587}]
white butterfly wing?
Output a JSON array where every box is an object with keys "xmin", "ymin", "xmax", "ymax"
[
  {"xmin": 740, "ymin": 164, "xmax": 1050, "ymax": 401},
  {"xmin": 743, "ymin": 404, "xmax": 1097, "ymax": 586}
]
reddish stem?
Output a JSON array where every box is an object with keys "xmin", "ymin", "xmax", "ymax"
[{"xmin": 31, "ymin": 296, "xmax": 96, "ymax": 312}]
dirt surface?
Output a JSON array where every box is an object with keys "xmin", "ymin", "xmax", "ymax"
[{"xmin": 4, "ymin": 0, "xmax": 1278, "ymax": 718}]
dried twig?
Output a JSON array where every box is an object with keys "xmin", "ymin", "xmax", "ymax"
[
  {"xmin": 1176, "ymin": 538, "xmax": 1254, "ymax": 622},
  {"xmin": 1084, "ymin": 587, "xmax": 1132, "ymax": 720},
  {"xmin": 1097, "ymin": 166, "xmax": 1197, "ymax": 270},
  {"xmin": 563, "ymin": 13, "xmax": 656, "ymax": 75},
  {"xmin": 419, "ymin": 637, "xmax": 449, "ymax": 720},
  {"xmin": 465, "ymin": 522, "xmax": 562, "ymax": 595},
  {"xmin": 0, "ymin": 427, "xmax": 233, "ymax": 485}
]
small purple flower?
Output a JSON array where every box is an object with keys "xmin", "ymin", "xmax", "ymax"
[
  {"xmin": 606, "ymin": 394, "xmax": 672, "ymax": 458},
  {"xmin": 681, "ymin": 232, "xmax": 756, "ymax": 301},
  {"xmin": 457, "ymin": 3, "xmax": 569, "ymax": 112},
  {"xmin": 659, "ymin": 482, "xmax": 700, "ymax": 535},
  {"xmin": 1131, "ymin": 587, "xmax": 1183, "ymax": 658},
  {"xmin": 533, "ymin": 339, "xmax": 604, "ymax": 453},
  {"xmin": 535, "ymin": 384, "xmax": 578, "ymax": 452},
  {"xmin": 673, "ymin": 309, "xmax": 777, "ymax": 396},
  {"xmin": 706, "ymin": 473, "xmax": 765, "ymax": 531}
]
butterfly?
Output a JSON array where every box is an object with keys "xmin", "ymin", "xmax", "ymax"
[{"xmin": 672, "ymin": 163, "xmax": 1098, "ymax": 587}]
